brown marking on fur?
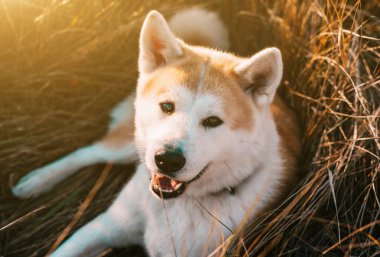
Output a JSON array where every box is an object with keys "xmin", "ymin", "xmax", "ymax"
[
  {"xmin": 101, "ymin": 118, "xmax": 135, "ymax": 149},
  {"xmin": 235, "ymin": 95, "xmax": 302, "ymax": 252},
  {"xmin": 248, "ymin": 96, "xmax": 301, "ymax": 217},
  {"xmin": 250, "ymin": 96, "xmax": 301, "ymax": 217},
  {"xmin": 180, "ymin": 59, "xmax": 203, "ymax": 91},
  {"xmin": 271, "ymin": 96, "xmax": 301, "ymax": 207},
  {"xmin": 271, "ymin": 95, "xmax": 301, "ymax": 176},
  {"xmin": 141, "ymin": 66, "xmax": 187, "ymax": 96},
  {"xmin": 175, "ymin": 49, "xmax": 253, "ymax": 130},
  {"xmin": 202, "ymin": 64, "xmax": 253, "ymax": 130},
  {"xmin": 179, "ymin": 48, "xmax": 254, "ymax": 130},
  {"xmin": 141, "ymin": 46, "xmax": 253, "ymax": 130}
]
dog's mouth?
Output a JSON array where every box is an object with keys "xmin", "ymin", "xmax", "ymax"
[
  {"xmin": 151, "ymin": 173, "xmax": 186, "ymax": 199},
  {"xmin": 150, "ymin": 164, "xmax": 209, "ymax": 199}
]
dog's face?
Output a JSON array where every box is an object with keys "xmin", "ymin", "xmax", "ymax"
[{"xmin": 134, "ymin": 11, "xmax": 282, "ymax": 199}]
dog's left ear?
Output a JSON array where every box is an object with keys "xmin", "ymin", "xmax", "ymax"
[
  {"xmin": 139, "ymin": 10, "xmax": 183, "ymax": 74},
  {"xmin": 234, "ymin": 48, "xmax": 283, "ymax": 107}
]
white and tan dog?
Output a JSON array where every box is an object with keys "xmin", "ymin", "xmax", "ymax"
[{"xmin": 12, "ymin": 9, "xmax": 300, "ymax": 257}]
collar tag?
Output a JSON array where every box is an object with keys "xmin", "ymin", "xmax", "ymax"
[{"xmin": 226, "ymin": 187, "xmax": 235, "ymax": 195}]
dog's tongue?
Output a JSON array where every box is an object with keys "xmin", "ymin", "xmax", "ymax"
[{"xmin": 154, "ymin": 174, "xmax": 182, "ymax": 191}]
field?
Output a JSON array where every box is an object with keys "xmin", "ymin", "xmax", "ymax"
[{"xmin": 0, "ymin": 0, "xmax": 379, "ymax": 256}]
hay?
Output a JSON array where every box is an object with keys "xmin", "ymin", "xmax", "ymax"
[{"xmin": 0, "ymin": 0, "xmax": 378, "ymax": 256}]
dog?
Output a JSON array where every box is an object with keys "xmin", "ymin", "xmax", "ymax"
[{"xmin": 12, "ymin": 8, "xmax": 301, "ymax": 257}]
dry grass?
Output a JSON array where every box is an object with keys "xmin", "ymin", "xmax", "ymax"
[{"xmin": 0, "ymin": 0, "xmax": 379, "ymax": 256}]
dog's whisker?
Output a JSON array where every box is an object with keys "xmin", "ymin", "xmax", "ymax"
[
  {"xmin": 224, "ymin": 161, "xmax": 232, "ymax": 172},
  {"xmin": 195, "ymin": 197, "xmax": 234, "ymax": 235}
]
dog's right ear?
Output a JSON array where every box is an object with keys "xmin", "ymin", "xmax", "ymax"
[
  {"xmin": 139, "ymin": 11, "xmax": 183, "ymax": 74},
  {"xmin": 234, "ymin": 48, "xmax": 283, "ymax": 107}
]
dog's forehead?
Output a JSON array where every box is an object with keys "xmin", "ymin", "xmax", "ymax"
[
  {"xmin": 142, "ymin": 55, "xmax": 253, "ymax": 130},
  {"xmin": 142, "ymin": 52, "xmax": 234, "ymax": 92}
]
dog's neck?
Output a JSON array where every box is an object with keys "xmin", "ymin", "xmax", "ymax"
[{"xmin": 213, "ymin": 169, "xmax": 257, "ymax": 196}]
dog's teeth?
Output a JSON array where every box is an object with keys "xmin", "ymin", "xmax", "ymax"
[{"xmin": 174, "ymin": 183, "xmax": 182, "ymax": 191}]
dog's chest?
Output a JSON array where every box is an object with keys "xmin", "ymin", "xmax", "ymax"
[{"xmin": 143, "ymin": 195, "xmax": 245, "ymax": 257}]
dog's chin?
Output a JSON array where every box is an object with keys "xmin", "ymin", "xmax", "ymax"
[{"xmin": 150, "ymin": 164, "xmax": 210, "ymax": 200}]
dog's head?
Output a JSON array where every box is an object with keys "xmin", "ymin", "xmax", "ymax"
[{"xmin": 134, "ymin": 11, "xmax": 283, "ymax": 199}]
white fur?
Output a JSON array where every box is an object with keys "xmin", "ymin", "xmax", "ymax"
[{"xmin": 12, "ymin": 9, "xmax": 286, "ymax": 257}]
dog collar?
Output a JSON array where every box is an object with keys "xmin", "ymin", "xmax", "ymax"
[
  {"xmin": 226, "ymin": 187, "xmax": 235, "ymax": 195},
  {"xmin": 220, "ymin": 170, "xmax": 256, "ymax": 196}
]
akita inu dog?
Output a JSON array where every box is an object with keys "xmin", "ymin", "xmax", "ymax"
[{"xmin": 12, "ymin": 8, "xmax": 301, "ymax": 257}]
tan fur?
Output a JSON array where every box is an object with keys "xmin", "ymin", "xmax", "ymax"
[
  {"xmin": 253, "ymin": 96, "xmax": 301, "ymax": 216},
  {"xmin": 234, "ymin": 97, "xmax": 301, "ymax": 252},
  {"xmin": 271, "ymin": 96, "xmax": 301, "ymax": 168},
  {"xmin": 141, "ymin": 48, "xmax": 253, "ymax": 130},
  {"xmin": 142, "ymin": 66, "xmax": 187, "ymax": 96},
  {"xmin": 150, "ymin": 30, "xmax": 166, "ymax": 66}
]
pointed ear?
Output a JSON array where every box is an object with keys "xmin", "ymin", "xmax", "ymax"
[
  {"xmin": 234, "ymin": 48, "xmax": 283, "ymax": 106},
  {"xmin": 139, "ymin": 11, "xmax": 183, "ymax": 74}
]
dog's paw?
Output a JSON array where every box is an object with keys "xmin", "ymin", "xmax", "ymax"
[{"xmin": 12, "ymin": 170, "xmax": 48, "ymax": 199}]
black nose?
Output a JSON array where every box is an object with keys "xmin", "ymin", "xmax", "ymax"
[{"xmin": 155, "ymin": 149, "xmax": 186, "ymax": 174}]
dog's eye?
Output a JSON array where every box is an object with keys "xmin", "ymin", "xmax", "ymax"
[
  {"xmin": 202, "ymin": 116, "xmax": 223, "ymax": 128},
  {"xmin": 160, "ymin": 102, "xmax": 175, "ymax": 114}
]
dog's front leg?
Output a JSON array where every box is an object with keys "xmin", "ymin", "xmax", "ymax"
[
  {"xmin": 50, "ymin": 168, "xmax": 148, "ymax": 257},
  {"xmin": 12, "ymin": 142, "xmax": 136, "ymax": 198},
  {"xmin": 49, "ymin": 213, "xmax": 113, "ymax": 257}
]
